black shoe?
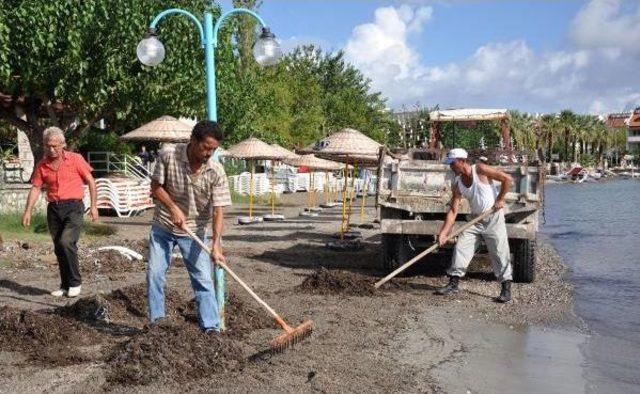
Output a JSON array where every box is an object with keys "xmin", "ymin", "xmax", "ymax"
[
  {"xmin": 496, "ymin": 280, "xmax": 512, "ymax": 303},
  {"xmin": 435, "ymin": 276, "xmax": 460, "ymax": 295}
]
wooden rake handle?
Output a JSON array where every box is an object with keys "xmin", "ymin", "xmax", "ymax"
[
  {"xmin": 182, "ymin": 227, "xmax": 293, "ymax": 332},
  {"xmin": 374, "ymin": 208, "xmax": 497, "ymax": 288}
]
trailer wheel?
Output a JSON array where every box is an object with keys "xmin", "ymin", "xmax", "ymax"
[
  {"xmin": 382, "ymin": 234, "xmax": 409, "ymax": 272},
  {"xmin": 510, "ymin": 238, "xmax": 536, "ymax": 283}
]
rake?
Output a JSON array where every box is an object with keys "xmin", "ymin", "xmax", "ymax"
[
  {"xmin": 374, "ymin": 208, "xmax": 496, "ymax": 288},
  {"xmin": 183, "ymin": 227, "xmax": 313, "ymax": 352}
]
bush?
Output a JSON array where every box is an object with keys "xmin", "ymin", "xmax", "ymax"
[
  {"xmin": 0, "ymin": 212, "xmax": 48, "ymax": 235},
  {"xmin": 72, "ymin": 129, "xmax": 132, "ymax": 156},
  {"xmin": 580, "ymin": 154, "xmax": 596, "ymax": 168}
]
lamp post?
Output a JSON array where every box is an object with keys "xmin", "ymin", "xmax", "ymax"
[{"xmin": 136, "ymin": 5, "xmax": 282, "ymax": 330}]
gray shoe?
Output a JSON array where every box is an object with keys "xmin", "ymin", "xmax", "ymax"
[
  {"xmin": 496, "ymin": 280, "xmax": 512, "ymax": 303},
  {"xmin": 435, "ymin": 276, "xmax": 459, "ymax": 295}
]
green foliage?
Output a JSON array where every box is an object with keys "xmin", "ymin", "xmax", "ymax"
[
  {"xmin": 223, "ymin": 159, "xmax": 247, "ymax": 176},
  {"xmin": 580, "ymin": 153, "xmax": 596, "ymax": 168},
  {"xmin": 0, "ymin": 0, "xmax": 221, "ymax": 159},
  {"xmin": 439, "ymin": 121, "xmax": 501, "ymax": 150},
  {"xmin": 219, "ymin": 45, "xmax": 391, "ymax": 149},
  {"xmin": 73, "ymin": 129, "xmax": 132, "ymax": 156},
  {"xmin": 0, "ymin": 212, "xmax": 48, "ymax": 235}
]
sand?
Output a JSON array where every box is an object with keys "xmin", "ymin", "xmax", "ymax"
[{"xmin": 0, "ymin": 193, "xmax": 580, "ymax": 393}]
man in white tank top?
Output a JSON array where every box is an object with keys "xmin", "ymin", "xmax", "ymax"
[{"xmin": 436, "ymin": 148, "xmax": 514, "ymax": 302}]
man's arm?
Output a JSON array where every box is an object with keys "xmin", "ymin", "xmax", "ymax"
[
  {"xmin": 81, "ymin": 172, "xmax": 99, "ymax": 221},
  {"xmin": 151, "ymin": 180, "xmax": 186, "ymax": 228},
  {"xmin": 22, "ymin": 186, "xmax": 42, "ymax": 227},
  {"xmin": 210, "ymin": 206, "xmax": 226, "ymax": 264},
  {"xmin": 437, "ymin": 186, "xmax": 461, "ymax": 247},
  {"xmin": 476, "ymin": 163, "xmax": 513, "ymax": 209}
]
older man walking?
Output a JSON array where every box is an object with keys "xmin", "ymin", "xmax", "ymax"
[
  {"xmin": 22, "ymin": 127, "xmax": 98, "ymax": 297},
  {"xmin": 436, "ymin": 148, "xmax": 514, "ymax": 303},
  {"xmin": 147, "ymin": 120, "xmax": 231, "ymax": 333}
]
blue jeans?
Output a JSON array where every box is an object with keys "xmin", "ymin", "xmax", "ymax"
[{"xmin": 147, "ymin": 225, "xmax": 220, "ymax": 331}]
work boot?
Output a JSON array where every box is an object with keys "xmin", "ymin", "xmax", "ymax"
[
  {"xmin": 435, "ymin": 276, "xmax": 459, "ymax": 295},
  {"xmin": 496, "ymin": 280, "xmax": 512, "ymax": 303}
]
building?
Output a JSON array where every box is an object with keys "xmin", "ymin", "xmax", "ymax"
[
  {"xmin": 627, "ymin": 108, "xmax": 640, "ymax": 152},
  {"xmin": 605, "ymin": 109, "xmax": 640, "ymax": 152}
]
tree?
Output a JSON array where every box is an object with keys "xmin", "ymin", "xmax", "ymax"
[
  {"xmin": 0, "ymin": 0, "xmax": 235, "ymax": 160},
  {"xmin": 509, "ymin": 110, "xmax": 536, "ymax": 152},
  {"xmin": 558, "ymin": 109, "xmax": 576, "ymax": 162},
  {"xmin": 539, "ymin": 114, "xmax": 560, "ymax": 162}
]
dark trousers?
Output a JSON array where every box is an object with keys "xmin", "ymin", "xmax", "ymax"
[{"xmin": 47, "ymin": 200, "xmax": 84, "ymax": 289}]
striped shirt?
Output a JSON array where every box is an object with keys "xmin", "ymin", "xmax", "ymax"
[{"xmin": 152, "ymin": 143, "xmax": 231, "ymax": 235}]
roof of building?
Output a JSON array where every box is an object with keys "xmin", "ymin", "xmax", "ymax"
[{"xmin": 605, "ymin": 112, "xmax": 631, "ymax": 128}]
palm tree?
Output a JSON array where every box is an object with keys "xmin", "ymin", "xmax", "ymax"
[
  {"xmin": 540, "ymin": 114, "xmax": 560, "ymax": 162},
  {"xmin": 558, "ymin": 110, "xmax": 576, "ymax": 162},
  {"xmin": 508, "ymin": 110, "xmax": 536, "ymax": 153}
]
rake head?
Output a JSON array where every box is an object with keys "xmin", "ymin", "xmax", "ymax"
[{"xmin": 269, "ymin": 320, "xmax": 314, "ymax": 352}]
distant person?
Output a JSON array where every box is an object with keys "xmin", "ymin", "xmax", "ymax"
[
  {"xmin": 436, "ymin": 148, "xmax": 514, "ymax": 303},
  {"xmin": 137, "ymin": 145, "xmax": 151, "ymax": 165},
  {"xmin": 147, "ymin": 120, "xmax": 231, "ymax": 333},
  {"xmin": 22, "ymin": 127, "xmax": 98, "ymax": 298}
]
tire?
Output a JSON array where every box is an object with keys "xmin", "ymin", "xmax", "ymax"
[
  {"xmin": 382, "ymin": 234, "xmax": 409, "ymax": 272},
  {"xmin": 510, "ymin": 238, "xmax": 536, "ymax": 283}
]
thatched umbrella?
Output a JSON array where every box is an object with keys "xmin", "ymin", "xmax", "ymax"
[
  {"xmin": 226, "ymin": 137, "xmax": 285, "ymax": 224},
  {"xmin": 313, "ymin": 128, "xmax": 382, "ymax": 239},
  {"xmin": 286, "ymin": 154, "xmax": 342, "ymax": 217},
  {"xmin": 120, "ymin": 115, "xmax": 193, "ymax": 142},
  {"xmin": 270, "ymin": 143, "xmax": 299, "ymax": 160}
]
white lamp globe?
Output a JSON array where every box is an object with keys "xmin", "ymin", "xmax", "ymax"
[
  {"xmin": 137, "ymin": 32, "xmax": 165, "ymax": 67},
  {"xmin": 253, "ymin": 28, "xmax": 282, "ymax": 67}
]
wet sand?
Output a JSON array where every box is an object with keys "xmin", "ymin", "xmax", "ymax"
[{"xmin": 0, "ymin": 193, "xmax": 583, "ymax": 393}]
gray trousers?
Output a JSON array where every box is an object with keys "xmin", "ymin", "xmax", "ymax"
[{"xmin": 447, "ymin": 210, "xmax": 513, "ymax": 282}]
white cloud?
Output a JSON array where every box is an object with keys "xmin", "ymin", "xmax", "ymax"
[
  {"xmin": 343, "ymin": 0, "xmax": 640, "ymax": 114},
  {"xmin": 570, "ymin": 0, "xmax": 640, "ymax": 52}
]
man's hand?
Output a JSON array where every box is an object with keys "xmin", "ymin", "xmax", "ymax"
[
  {"xmin": 170, "ymin": 206, "xmax": 187, "ymax": 228},
  {"xmin": 21, "ymin": 211, "xmax": 31, "ymax": 227},
  {"xmin": 89, "ymin": 206, "xmax": 99, "ymax": 221},
  {"xmin": 493, "ymin": 198, "xmax": 505, "ymax": 210},
  {"xmin": 211, "ymin": 243, "xmax": 226, "ymax": 265},
  {"xmin": 437, "ymin": 231, "xmax": 448, "ymax": 247}
]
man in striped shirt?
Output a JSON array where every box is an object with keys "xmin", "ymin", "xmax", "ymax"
[{"xmin": 148, "ymin": 120, "xmax": 231, "ymax": 332}]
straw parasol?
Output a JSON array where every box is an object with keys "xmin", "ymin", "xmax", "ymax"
[
  {"xmin": 311, "ymin": 128, "xmax": 383, "ymax": 239},
  {"xmin": 314, "ymin": 128, "xmax": 382, "ymax": 160},
  {"xmin": 270, "ymin": 143, "xmax": 299, "ymax": 160},
  {"xmin": 286, "ymin": 154, "xmax": 342, "ymax": 171},
  {"xmin": 226, "ymin": 137, "xmax": 286, "ymax": 224},
  {"xmin": 285, "ymin": 154, "xmax": 343, "ymax": 215},
  {"xmin": 120, "ymin": 115, "xmax": 193, "ymax": 142}
]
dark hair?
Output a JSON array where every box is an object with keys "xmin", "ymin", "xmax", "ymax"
[{"xmin": 191, "ymin": 120, "xmax": 224, "ymax": 142}]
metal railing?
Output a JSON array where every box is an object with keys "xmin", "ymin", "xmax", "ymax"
[{"xmin": 87, "ymin": 152, "xmax": 152, "ymax": 182}]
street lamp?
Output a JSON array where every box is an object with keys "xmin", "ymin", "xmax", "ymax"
[
  {"xmin": 136, "ymin": 7, "xmax": 282, "ymax": 121},
  {"xmin": 136, "ymin": 5, "xmax": 282, "ymax": 330}
]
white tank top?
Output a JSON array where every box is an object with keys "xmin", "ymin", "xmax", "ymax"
[{"xmin": 455, "ymin": 165, "xmax": 498, "ymax": 215}]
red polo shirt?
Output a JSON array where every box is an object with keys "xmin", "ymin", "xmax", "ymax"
[{"xmin": 31, "ymin": 151, "xmax": 93, "ymax": 202}]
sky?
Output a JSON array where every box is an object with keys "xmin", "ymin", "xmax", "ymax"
[{"xmin": 221, "ymin": 0, "xmax": 640, "ymax": 115}]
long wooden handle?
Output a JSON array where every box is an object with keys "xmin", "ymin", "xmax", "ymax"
[
  {"xmin": 374, "ymin": 208, "xmax": 496, "ymax": 288},
  {"xmin": 182, "ymin": 227, "xmax": 292, "ymax": 332}
]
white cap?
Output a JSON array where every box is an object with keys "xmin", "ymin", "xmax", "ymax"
[{"xmin": 443, "ymin": 148, "xmax": 468, "ymax": 164}]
